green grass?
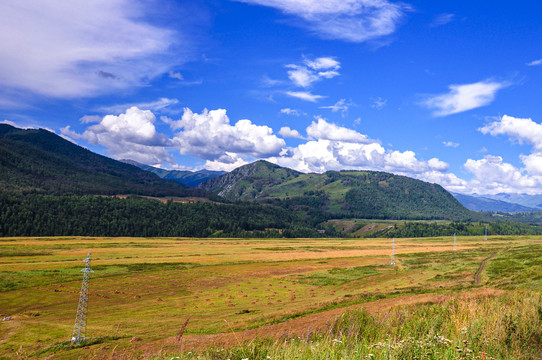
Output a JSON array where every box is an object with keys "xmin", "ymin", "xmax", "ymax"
[{"xmin": 1, "ymin": 235, "xmax": 542, "ymax": 359}]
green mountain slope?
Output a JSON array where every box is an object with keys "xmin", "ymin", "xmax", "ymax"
[
  {"xmin": 199, "ymin": 161, "xmax": 476, "ymax": 221},
  {"xmin": 198, "ymin": 160, "xmax": 301, "ymax": 199},
  {"xmin": 0, "ymin": 124, "xmax": 208, "ymax": 197},
  {"xmin": 122, "ymin": 159, "xmax": 224, "ymax": 187}
]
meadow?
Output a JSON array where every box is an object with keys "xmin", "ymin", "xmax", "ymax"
[{"xmin": 0, "ymin": 236, "xmax": 541, "ymax": 359}]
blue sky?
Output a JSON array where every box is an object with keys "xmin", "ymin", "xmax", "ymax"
[{"xmin": 2, "ymin": 0, "xmax": 542, "ymax": 195}]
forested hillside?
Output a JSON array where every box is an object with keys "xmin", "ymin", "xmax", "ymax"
[
  {"xmin": 0, "ymin": 124, "xmax": 209, "ymax": 197},
  {"xmin": 200, "ymin": 162, "xmax": 477, "ymax": 221}
]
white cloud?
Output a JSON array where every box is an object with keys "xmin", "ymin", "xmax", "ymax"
[
  {"xmin": 279, "ymin": 126, "xmax": 305, "ymax": 139},
  {"xmin": 527, "ymin": 59, "xmax": 542, "ymax": 66},
  {"xmin": 168, "ymin": 71, "xmax": 184, "ymax": 81},
  {"xmin": 79, "ymin": 115, "xmax": 102, "ymax": 124},
  {"xmin": 521, "ymin": 152, "xmax": 542, "ymax": 175},
  {"xmin": 319, "ymin": 99, "xmax": 351, "ymax": 116},
  {"xmin": 430, "ymin": 13, "xmax": 454, "ymax": 27},
  {"xmin": 235, "ymin": 0, "xmax": 408, "ymax": 43},
  {"xmin": 370, "ymin": 97, "xmax": 387, "ymax": 110},
  {"xmin": 0, "ymin": 1, "xmax": 178, "ymax": 99},
  {"xmin": 170, "ymin": 108, "xmax": 286, "ymax": 161},
  {"xmin": 268, "ymin": 118, "xmax": 451, "ymax": 181},
  {"xmin": 286, "ymin": 57, "xmax": 340, "ymax": 88},
  {"xmin": 98, "ymin": 98, "xmax": 180, "ymax": 115},
  {"xmin": 280, "ymin": 108, "xmax": 304, "ymax": 116},
  {"xmin": 286, "ymin": 91, "xmax": 325, "ymax": 102},
  {"xmin": 422, "ymin": 80, "xmax": 508, "ymax": 116},
  {"xmin": 463, "ymin": 155, "xmax": 542, "ymax": 194},
  {"xmin": 443, "ymin": 141, "xmax": 459, "ymax": 148},
  {"xmin": 479, "ymin": 115, "xmax": 542, "ymax": 149},
  {"xmin": 307, "ymin": 117, "xmax": 370, "ymax": 143},
  {"xmin": 204, "ymin": 153, "xmax": 249, "ymax": 172},
  {"xmin": 61, "ymin": 106, "xmax": 172, "ymax": 164}
]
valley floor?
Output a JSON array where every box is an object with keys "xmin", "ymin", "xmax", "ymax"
[{"xmin": 0, "ymin": 236, "xmax": 541, "ymax": 359}]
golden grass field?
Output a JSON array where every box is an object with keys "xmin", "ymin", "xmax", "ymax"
[{"xmin": 0, "ymin": 235, "xmax": 541, "ymax": 359}]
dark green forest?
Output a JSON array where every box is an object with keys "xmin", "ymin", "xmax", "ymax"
[{"xmin": 0, "ymin": 192, "xmax": 335, "ymax": 238}]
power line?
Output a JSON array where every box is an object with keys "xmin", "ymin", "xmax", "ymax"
[{"xmin": 71, "ymin": 252, "xmax": 93, "ymax": 345}]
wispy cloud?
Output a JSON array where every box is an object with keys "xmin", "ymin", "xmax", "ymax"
[
  {"xmin": 280, "ymin": 108, "xmax": 305, "ymax": 116},
  {"xmin": 527, "ymin": 59, "xmax": 542, "ymax": 66},
  {"xmin": 235, "ymin": 0, "xmax": 408, "ymax": 43},
  {"xmin": 0, "ymin": 1, "xmax": 180, "ymax": 99},
  {"xmin": 430, "ymin": 13, "xmax": 454, "ymax": 27},
  {"xmin": 370, "ymin": 97, "xmax": 387, "ymax": 110},
  {"xmin": 319, "ymin": 99, "xmax": 352, "ymax": 116},
  {"xmin": 443, "ymin": 141, "xmax": 459, "ymax": 148},
  {"xmin": 422, "ymin": 79, "xmax": 509, "ymax": 116},
  {"xmin": 98, "ymin": 98, "xmax": 180, "ymax": 114},
  {"xmin": 286, "ymin": 91, "xmax": 325, "ymax": 102}
]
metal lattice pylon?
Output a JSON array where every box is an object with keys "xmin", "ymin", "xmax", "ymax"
[
  {"xmin": 71, "ymin": 252, "xmax": 93, "ymax": 345},
  {"xmin": 391, "ymin": 237, "xmax": 396, "ymax": 266},
  {"xmin": 453, "ymin": 233, "xmax": 456, "ymax": 251}
]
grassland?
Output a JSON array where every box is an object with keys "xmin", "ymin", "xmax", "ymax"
[{"xmin": 0, "ymin": 236, "xmax": 541, "ymax": 359}]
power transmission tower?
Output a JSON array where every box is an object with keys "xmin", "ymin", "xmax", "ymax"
[
  {"xmin": 71, "ymin": 252, "xmax": 93, "ymax": 345},
  {"xmin": 484, "ymin": 226, "xmax": 488, "ymax": 241},
  {"xmin": 453, "ymin": 233, "xmax": 456, "ymax": 251},
  {"xmin": 391, "ymin": 237, "xmax": 396, "ymax": 266}
]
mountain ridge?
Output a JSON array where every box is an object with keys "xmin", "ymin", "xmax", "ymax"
[{"xmin": 0, "ymin": 124, "xmax": 209, "ymax": 198}]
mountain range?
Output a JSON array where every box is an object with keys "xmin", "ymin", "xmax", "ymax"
[
  {"xmin": 122, "ymin": 159, "xmax": 224, "ymax": 187},
  {"xmin": 2, "ymin": 124, "xmax": 542, "ymax": 238}
]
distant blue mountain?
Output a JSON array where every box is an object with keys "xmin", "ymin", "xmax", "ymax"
[
  {"xmin": 452, "ymin": 193, "xmax": 538, "ymax": 212},
  {"xmin": 122, "ymin": 160, "xmax": 225, "ymax": 187}
]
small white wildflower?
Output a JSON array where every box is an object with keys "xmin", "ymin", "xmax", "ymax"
[{"xmin": 332, "ymin": 339, "xmax": 342, "ymax": 343}]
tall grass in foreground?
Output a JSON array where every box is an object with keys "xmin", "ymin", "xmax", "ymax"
[{"xmin": 155, "ymin": 291, "xmax": 542, "ymax": 360}]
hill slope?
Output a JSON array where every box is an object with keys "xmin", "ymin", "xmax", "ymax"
[
  {"xmin": 122, "ymin": 159, "xmax": 224, "ymax": 187},
  {"xmin": 452, "ymin": 193, "xmax": 537, "ymax": 212},
  {"xmin": 198, "ymin": 160, "xmax": 301, "ymax": 198},
  {"xmin": 199, "ymin": 161, "xmax": 475, "ymax": 221},
  {"xmin": 0, "ymin": 124, "xmax": 208, "ymax": 197}
]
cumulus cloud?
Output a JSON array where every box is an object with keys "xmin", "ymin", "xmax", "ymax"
[
  {"xmin": 235, "ymin": 0, "xmax": 408, "ymax": 43},
  {"xmin": 479, "ymin": 115, "xmax": 542, "ymax": 149},
  {"xmin": 268, "ymin": 118, "xmax": 451, "ymax": 183},
  {"xmin": 307, "ymin": 117, "xmax": 370, "ymax": 143},
  {"xmin": 61, "ymin": 107, "xmax": 172, "ymax": 164},
  {"xmin": 463, "ymin": 155, "xmax": 542, "ymax": 194},
  {"xmin": 469, "ymin": 115, "xmax": 542, "ymax": 193},
  {"xmin": 422, "ymin": 80, "xmax": 508, "ymax": 116},
  {"xmin": 286, "ymin": 91, "xmax": 325, "ymax": 102},
  {"xmin": 0, "ymin": 1, "xmax": 178, "ymax": 100},
  {"xmin": 286, "ymin": 57, "xmax": 340, "ymax": 88},
  {"xmin": 170, "ymin": 108, "xmax": 286, "ymax": 161},
  {"xmin": 279, "ymin": 126, "xmax": 305, "ymax": 139}
]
